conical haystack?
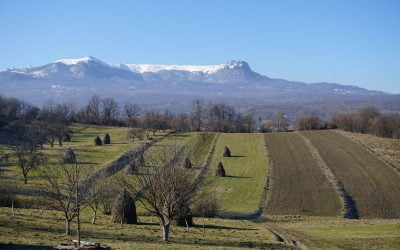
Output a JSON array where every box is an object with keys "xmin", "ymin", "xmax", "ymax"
[
  {"xmin": 222, "ymin": 147, "xmax": 231, "ymax": 157},
  {"xmin": 111, "ymin": 190, "xmax": 138, "ymax": 224},
  {"xmin": 216, "ymin": 162, "xmax": 226, "ymax": 177}
]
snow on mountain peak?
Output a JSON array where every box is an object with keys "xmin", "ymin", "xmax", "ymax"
[
  {"xmin": 50, "ymin": 57, "xmax": 251, "ymax": 74},
  {"xmin": 125, "ymin": 60, "xmax": 250, "ymax": 74},
  {"xmin": 55, "ymin": 56, "xmax": 105, "ymax": 65},
  {"xmin": 125, "ymin": 63, "xmax": 224, "ymax": 74}
]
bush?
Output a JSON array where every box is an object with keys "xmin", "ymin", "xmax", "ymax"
[
  {"xmin": 94, "ymin": 136, "xmax": 103, "ymax": 146},
  {"xmin": 103, "ymin": 133, "xmax": 111, "ymax": 144},
  {"xmin": 194, "ymin": 193, "xmax": 219, "ymax": 218}
]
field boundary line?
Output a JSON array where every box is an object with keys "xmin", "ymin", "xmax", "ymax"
[
  {"xmin": 297, "ymin": 131, "xmax": 358, "ymax": 219},
  {"xmin": 193, "ymin": 132, "xmax": 220, "ymax": 188},
  {"xmin": 251, "ymin": 134, "xmax": 273, "ymax": 219},
  {"xmin": 333, "ymin": 130, "xmax": 400, "ymax": 176}
]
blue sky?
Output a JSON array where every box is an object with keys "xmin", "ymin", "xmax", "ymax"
[{"xmin": 0, "ymin": 0, "xmax": 399, "ymax": 93}]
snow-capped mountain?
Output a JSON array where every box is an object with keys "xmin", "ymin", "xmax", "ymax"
[{"xmin": 0, "ymin": 56, "xmax": 398, "ymax": 118}]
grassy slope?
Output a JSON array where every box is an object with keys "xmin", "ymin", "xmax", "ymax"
[
  {"xmin": 0, "ymin": 124, "xmax": 165, "ymax": 202},
  {"xmin": 302, "ymin": 130, "xmax": 400, "ymax": 218},
  {"xmin": 0, "ymin": 207, "xmax": 284, "ymax": 249},
  {"xmin": 265, "ymin": 132, "xmax": 342, "ymax": 216},
  {"xmin": 206, "ymin": 133, "xmax": 269, "ymax": 215},
  {"xmin": 267, "ymin": 216, "xmax": 400, "ymax": 250}
]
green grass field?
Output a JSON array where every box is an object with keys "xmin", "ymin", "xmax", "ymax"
[
  {"xmin": 266, "ymin": 216, "xmax": 400, "ymax": 249},
  {"xmin": 0, "ymin": 207, "xmax": 285, "ymax": 249},
  {"xmin": 206, "ymin": 133, "xmax": 269, "ymax": 216}
]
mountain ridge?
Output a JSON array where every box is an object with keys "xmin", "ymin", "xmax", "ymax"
[{"xmin": 0, "ymin": 56, "xmax": 398, "ymax": 118}]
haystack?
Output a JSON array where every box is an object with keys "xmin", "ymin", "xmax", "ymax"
[
  {"xmin": 61, "ymin": 148, "xmax": 76, "ymax": 164},
  {"xmin": 103, "ymin": 133, "xmax": 111, "ymax": 144},
  {"xmin": 62, "ymin": 133, "xmax": 71, "ymax": 142},
  {"xmin": 94, "ymin": 136, "xmax": 103, "ymax": 146},
  {"xmin": 216, "ymin": 162, "xmax": 226, "ymax": 177},
  {"xmin": 111, "ymin": 190, "xmax": 137, "ymax": 224},
  {"xmin": 182, "ymin": 157, "xmax": 192, "ymax": 169},
  {"xmin": 222, "ymin": 147, "xmax": 231, "ymax": 157}
]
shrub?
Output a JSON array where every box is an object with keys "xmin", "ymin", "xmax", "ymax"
[
  {"xmin": 194, "ymin": 193, "xmax": 219, "ymax": 217},
  {"xmin": 94, "ymin": 136, "xmax": 103, "ymax": 146},
  {"xmin": 103, "ymin": 133, "xmax": 111, "ymax": 144}
]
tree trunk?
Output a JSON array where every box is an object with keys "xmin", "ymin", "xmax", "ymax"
[
  {"xmin": 185, "ymin": 218, "xmax": 189, "ymax": 232},
  {"xmin": 23, "ymin": 172, "xmax": 28, "ymax": 184},
  {"xmin": 162, "ymin": 223, "xmax": 170, "ymax": 241},
  {"xmin": 58, "ymin": 139, "xmax": 63, "ymax": 147},
  {"xmin": 11, "ymin": 200, "xmax": 15, "ymax": 216},
  {"xmin": 202, "ymin": 214, "xmax": 205, "ymax": 235},
  {"xmin": 92, "ymin": 210, "xmax": 97, "ymax": 224},
  {"xmin": 50, "ymin": 140, "xmax": 54, "ymax": 147},
  {"xmin": 65, "ymin": 219, "xmax": 72, "ymax": 235}
]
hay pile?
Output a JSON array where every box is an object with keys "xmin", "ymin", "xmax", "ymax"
[
  {"xmin": 111, "ymin": 190, "xmax": 137, "ymax": 224},
  {"xmin": 182, "ymin": 157, "xmax": 193, "ymax": 169},
  {"xmin": 61, "ymin": 148, "xmax": 76, "ymax": 164},
  {"xmin": 223, "ymin": 147, "xmax": 231, "ymax": 157},
  {"xmin": 216, "ymin": 162, "xmax": 226, "ymax": 177},
  {"xmin": 94, "ymin": 136, "xmax": 103, "ymax": 146},
  {"xmin": 103, "ymin": 133, "xmax": 111, "ymax": 144}
]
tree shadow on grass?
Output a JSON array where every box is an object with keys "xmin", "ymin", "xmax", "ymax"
[
  {"xmin": 229, "ymin": 155, "xmax": 246, "ymax": 158},
  {"xmin": 224, "ymin": 175, "xmax": 251, "ymax": 179},
  {"xmin": 192, "ymin": 224, "xmax": 257, "ymax": 231},
  {"xmin": 0, "ymin": 244, "xmax": 53, "ymax": 250}
]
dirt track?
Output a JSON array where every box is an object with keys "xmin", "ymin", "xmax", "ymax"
[
  {"xmin": 265, "ymin": 132, "xmax": 342, "ymax": 216},
  {"xmin": 303, "ymin": 130, "xmax": 400, "ymax": 218}
]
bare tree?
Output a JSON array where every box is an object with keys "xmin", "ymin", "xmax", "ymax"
[
  {"xmin": 120, "ymin": 145, "xmax": 198, "ymax": 241},
  {"xmin": 273, "ymin": 111, "xmax": 288, "ymax": 132},
  {"xmin": 88, "ymin": 95, "xmax": 101, "ymax": 124},
  {"xmin": 124, "ymin": 102, "xmax": 141, "ymax": 127},
  {"xmin": 101, "ymin": 98, "xmax": 119, "ymax": 125},
  {"xmin": 86, "ymin": 178, "xmax": 108, "ymax": 224},
  {"xmin": 191, "ymin": 99, "xmax": 204, "ymax": 131},
  {"xmin": 37, "ymin": 160, "xmax": 88, "ymax": 236},
  {"xmin": 12, "ymin": 144, "xmax": 43, "ymax": 184}
]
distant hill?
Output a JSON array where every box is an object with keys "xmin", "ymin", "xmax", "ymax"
[{"xmin": 1, "ymin": 56, "xmax": 399, "ymax": 119}]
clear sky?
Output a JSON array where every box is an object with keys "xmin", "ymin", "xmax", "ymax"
[{"xmin": 0, "ymin": 0, "xmax": 399, "ymax": 93}]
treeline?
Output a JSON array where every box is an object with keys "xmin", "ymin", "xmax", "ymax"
[
  {"xmin": 0, "ymin": 95, "xmax": 256, "ymax": 134},
  {"xmin": 1, "ymin": 95, "xmax": 400, "ymax": 139},
  {"xmin": 330, "ymin": 107, "xmax": 400, "ymax": 139}
]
